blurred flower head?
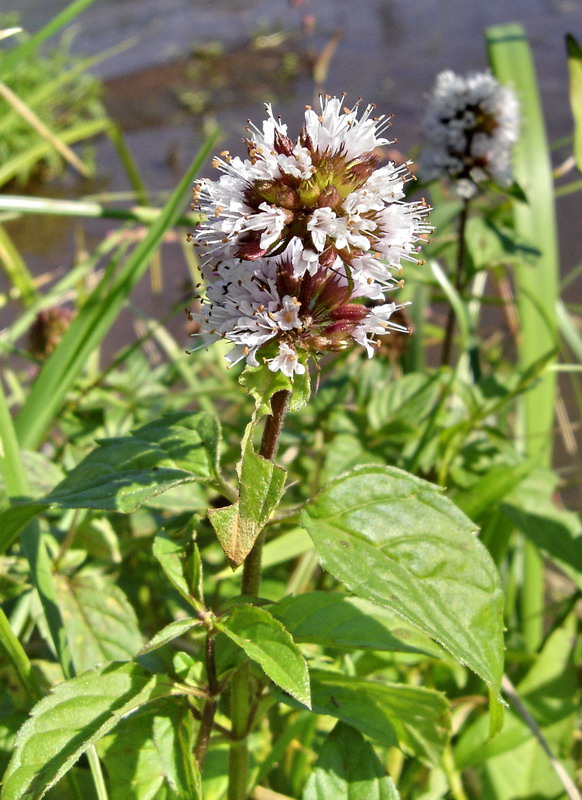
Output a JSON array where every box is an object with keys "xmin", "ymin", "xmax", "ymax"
[
  {"xmin": 190, "ymin": 95, "xmax": 430, "ymax": 375},
  {"xmin": 420, "ymin": 70, "xmax": 519, "ymax": 198}
]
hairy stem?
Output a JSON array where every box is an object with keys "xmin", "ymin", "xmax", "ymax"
[
  {"xmin": 441, "ymin": 198, "xmax": 470, "ymax": 365},
  {"xmin": 241, "ymin": 389, "xmax": 290, "ymax": 597},
  {"xmin": 228, "ymin": 389, "xmax": 291, "ymax": 799}
]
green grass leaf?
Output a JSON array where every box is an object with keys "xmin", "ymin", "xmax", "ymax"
[
  {"xmin": 14, "ymin": 130, "xmax": 219, "ymax": 452},
  {"xmin": 218, "ymin": 604, "xmax": 311, "ymax": 707},
  {"xmin": 566, "ymin": 34, "xmax": 582, "ymax": 172},
  {"xmin": 1, "ymin": 662, "xmax": 177, "ymax": 800},
  {"xmin": 303, "ymin": 721, "xmax": 400, "ymax": 800},
  {"xmin": 301, "ymin": 466, "xmax": 505, "ymax": 705}
]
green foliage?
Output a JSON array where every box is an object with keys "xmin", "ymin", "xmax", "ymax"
[
  {"xmin": 218, "ymin": 604, "xmax": 311, "ymax": 706},
  {"xmin": 209, "ymin": 420, "xmax": 286, "ymax": 566},
  {"xmin": 303, "ymin": 722, "xmax": 401, "ymax": 800},
  {"xmin": 2, "ymin": 662, "xmax": 179, "ymax": 800},
  {"xmin": 0, "ymin": 10, "xmax": 108, "ymax": 186},
  {"xmin": 0, "ymin": 12, "xmax": 580, "ymax": 800},
  {"xmin": 302, "ymin": 466, "xmax": 504, "ymax": 709}
]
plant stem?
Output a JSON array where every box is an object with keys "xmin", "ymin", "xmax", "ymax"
[
  {"xmin": 241, "ymin": 389, "xmax": 290, "ymax": 597},
  {"xmin": 194, "ymin": 633, "xmax": 219, "ymax": 768},
  {"xmin": 229, "ymin": 388, "xmax": 291, "ymax": 799},
  {"xmin": 441, "ymin": 198, "xmax": 470, "ymax": 365}
]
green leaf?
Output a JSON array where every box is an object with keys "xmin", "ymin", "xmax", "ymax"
[
  {"xmin": 272, "ymin": 592, "xmax": 446, "ymax": 658},
  {"xmin": 1, "ymin": 662, "xmax": 177, "ymax": 800},
  {"xmin": 208, "ymin": 422, "xmax": 286, "ymax": 567},
  {"xmin": 301, "ymin": 466, "xmax": 505, "ymax": 705},
  {"xmin": 153, "ymin": 530, "xmax": 196, "ymax": 606},
  {"xmin": 46, "ymin": 412, "xmax": 221, "ymax": 513},
  {"xmin": 138, "ymin": 619, "xmax": 202, "ymax": 656},
  {"xmin": 500, "ymin": 468, "xmax": 582, "ymax": 588},
  {"xmin": 567, "ymin": 34, "xmax": 582, "ymax": 173},
  {"xmin": 239, "ymin": 359, "xmax": 311, "ymax": 418},
  {"xmin": 55, "ymin": 571, "xmax": 144, "ymax": 672},
  {"xmin": 217, "ymin": 604, "xmax": 310, "ymax": 707},
  {"xmin": 303, "ymin": 721, "xmax": 400, "ymax": 800},
  {"xmin": 366, "ymin": 372, "xmax": 444, "ymax": 434},
  {"xmin": 282, "ymin": 669, "xmax": 449, "ymax": 766},
  {"xmin": 453, "ymin": 460, "xmax": 534, "ymax": 522},
  {"xmin": 99, "ymin": 700, "xmax": 202, "ymax": 800},
  {"xmin": 0, "ymin": 503, "xmax": 48, "ymax": 556}
]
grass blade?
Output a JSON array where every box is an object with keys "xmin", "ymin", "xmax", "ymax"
[
  {"xmin": 14, "ymin": 128, "xmax": 220, "ymax": 451},
  {"xmin": 0, "ymin": 0, "xmax": 100, "ymax": 74},
  {"xmin": 486, "ymin": 23, "xmax": 559, "ymax": 652}
]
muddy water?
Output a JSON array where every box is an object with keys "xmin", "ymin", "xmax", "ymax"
[{"xmin": 7, "ymin": 0, "xmax": 582, "ymax": 503}]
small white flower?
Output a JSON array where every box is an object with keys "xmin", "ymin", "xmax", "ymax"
[
  {"xmin": 193, "ymin": 95, "xmax": 430, "ymax": 296},
  {"xmin": 267, "ymin": 341, "xmax": 306, "ymax": 378},
  {"xmin": 352, "ymin": 303, "xmax": 408, "ymax": 357},
  {"xmin": 273, "ymin": 296, "xmax": 302, "ymax": 330}
]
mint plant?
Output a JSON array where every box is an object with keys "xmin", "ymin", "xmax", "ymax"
[{"xmin": 0, "ymin": 95, "xmax": 508, "ymax": 800}]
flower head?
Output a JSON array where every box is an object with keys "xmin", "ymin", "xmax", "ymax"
[
  {"xmin": 190, "ymin": 96, "xmax": 430, "ymax": 376},
  {"xmin": 191, "ymin": 245, "xmax": 409, "ymax": 373},
  {"xmin": 193, "ymin": 95, "xmax": 430, "ymax": 295},
  {"xmin": 421, "ymin": 70, "xmax": 519, "ymax": 198}
]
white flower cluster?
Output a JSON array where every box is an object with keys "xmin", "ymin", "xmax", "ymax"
[
  {"xmin": 421, "ymin": 70, "xmax": 519, "ymax": 198},
  {"xmin": 191, "ymin": 96, "xmax": 430, "ymax": 376}
]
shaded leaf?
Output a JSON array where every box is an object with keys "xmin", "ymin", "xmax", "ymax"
[
  {"xmin": 1, "ymin": 662, "xmax": 177, "ymax": 800},
  {"xmin": 152, "ymin": 531, "xmax": 194, "ymax": 606},
  {"xmin": 281, "ymin": 669, "xmax": 449, "ymax": 766},
  {"xmin": 218, "ymin": 604, "xmax": 310, "ymax": 707},
  {"xmin": 301, "ymin": 467, "xmax": 504, "ymax": 706},
  {"xmin": 303, "ymin": 721, "xmax": 400, "ymax": 800},
  {"xmin": 55, "ymin": 571, "xmax": 144, "ymax": 672},
  {"xmin": 45, "ymin": 412, "xmax": 221, "ymax": 512},
  {"xmin": 272, "ymin": 592, "xmax": 445, "ymax": 658},
  {"xmin": 99, "ymin": 699, "xmax": 201, "ymax": 800},
  {"xmin": 239, "ymin": 359, "xmax": 310, "ymax": 418}
]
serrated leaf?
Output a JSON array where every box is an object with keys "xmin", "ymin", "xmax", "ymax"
[
  {"xmin": 217, "ymin": 604, "xmax": 310, "ymax": 707},
  {"xmin": 272, "ymin": 592, "xmax": 445, "ymax": 658},
  {"xmin": 208, "ymin": 422, "xmax": 286, "ymax": 567},
  {"xmin": 303, "ymin": 721, "xmax": 400, "ymax": 800},
  {"xmin": 239, "ymin": 359, "xmax": 311, "ymax": 418},
  {"xmin": 45, "ymin": 412, "xmax": 221, "ymax": 513},
  {"xmin": 55, "ymin": 571, "xmax": 144, "ymax": 672},
  {"xmin": 138, "ymin": 619, "xmax": 202, "ymax": 656},
  {"xmin": 281, "ymin": 669, "xmax": 449, "ymax": 766},
  {"xmin": 99, "ymin": 700, "xmax": 201, "ymax": 800},
  {"xmin": 1, "ymin": 662, "xmax": 177, "ymax": 800},
  {"xmin": 301, "ymin": 466, "xmax": 505, "ymax": 707}
]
